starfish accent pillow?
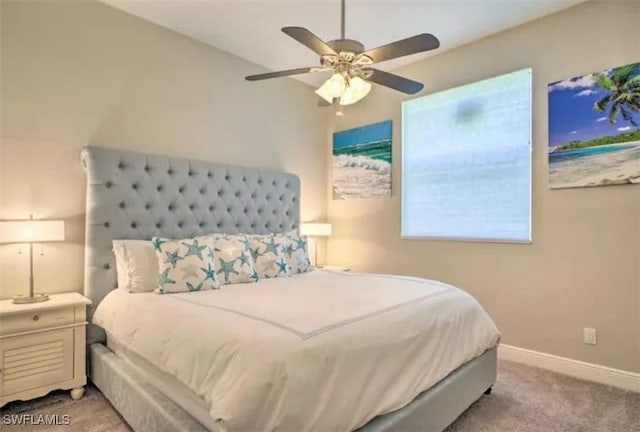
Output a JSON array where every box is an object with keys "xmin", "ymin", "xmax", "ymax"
[
  {"xmin": 248, "ymin": 233, "xmax": 291, "ymax": 279},
  {"xmin": 276, "ymin": 231, "xmax": 313, "ymax": 274},
  {"xmin": 209, "ymin": 234, "xmax": 258, "ymax": 285},
  {"xmin": 153, "ymin": 235, "xmax": 219, "ymax": 293}
]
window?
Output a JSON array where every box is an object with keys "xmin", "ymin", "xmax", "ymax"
[{"xmin": 401, "ymin": 69, "xmax": 532, "ymax": 243}]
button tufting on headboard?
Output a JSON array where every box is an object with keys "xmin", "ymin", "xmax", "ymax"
[{"xmin": 80, "ymin": 146, "xmax": 301, "ymax": 344}]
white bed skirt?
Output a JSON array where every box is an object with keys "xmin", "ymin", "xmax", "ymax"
[{"xmin": 90, "ymin": 342, "xmax": 497, "ymax": 432}]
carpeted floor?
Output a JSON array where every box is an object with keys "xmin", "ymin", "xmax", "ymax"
[{"xmin": 1, "ymin": 360, "xmax": 638, "ymax": 432}]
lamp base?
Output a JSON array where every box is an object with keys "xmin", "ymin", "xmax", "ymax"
[{"xmin": 12, "ymin": 293, "xmax": 50, "ymax": 304}]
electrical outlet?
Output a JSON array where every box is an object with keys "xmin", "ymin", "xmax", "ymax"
[{"xmin": 584, "ymin": 328, "xmax": 597, "ymax": 345}]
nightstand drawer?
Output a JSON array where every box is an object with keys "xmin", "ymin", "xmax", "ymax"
[
  {"xmin": 0, "ymin": 307, "xmax": 75, "ymax": 335},
  {"xmin": 0, "ymin": 329, "xmax": 74, "ymax": 396}
]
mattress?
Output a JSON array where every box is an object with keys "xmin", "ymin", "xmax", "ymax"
[{"xmin": 93, "ymin": 270, "xmax": 500, "ymax": 432}]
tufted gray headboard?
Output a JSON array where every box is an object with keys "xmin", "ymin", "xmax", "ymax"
[{"xmin": 81, "ymin": 146, "xmax": 300, "ymax": 343}]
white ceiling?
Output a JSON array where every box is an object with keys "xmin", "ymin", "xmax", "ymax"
[{"xmin": 101, "ymin": 0, "xmax": 585, "ymax": 86}]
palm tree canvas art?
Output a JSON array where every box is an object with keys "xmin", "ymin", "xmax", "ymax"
[{"xmin": 548, "ymin": 62, "xmax": 640, "ymax": 189}]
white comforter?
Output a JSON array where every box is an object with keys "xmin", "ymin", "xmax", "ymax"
[{"xmin": 93, "ymin": 270, "xmax": 500, "ymax": 432}]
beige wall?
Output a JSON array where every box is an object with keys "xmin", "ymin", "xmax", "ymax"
[
  {"xmin": 1, "ymin": 0, "xmax": 638, "ymax": 373},
  {"xmin": 0, "ymin": 0, "xmax": 329, "ymax": 299},
  {"xmin": 328, "ymin": 0, "xmax": 640, "ymax": 372}
]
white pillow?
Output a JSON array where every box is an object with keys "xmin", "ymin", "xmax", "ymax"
[
  {"xmin": 112, "ymin": 240, "xmax": 158, "ymax": 292},
  {"xmin": 248, "ymin": 233, "xmax": 291, "ymax": 279}
]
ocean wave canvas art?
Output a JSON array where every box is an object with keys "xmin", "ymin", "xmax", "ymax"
[
  {"xmin": 548, "ymin": 62, "xmax": 640, "ymax": 189},
  {"xmin": 333, "ymin": 120, "xmax": 392, "ymax": 199}
]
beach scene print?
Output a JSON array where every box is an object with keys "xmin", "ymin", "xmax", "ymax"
[
  {"xmin": 548, "ymin": 62, "xmax": 640, "ymax": 189},
  {"xmin": 333, "ymin": 120, "xmax": 392, "ymax": 199}
]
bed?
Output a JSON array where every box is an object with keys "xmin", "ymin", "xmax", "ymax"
[{"xmin": 82, "ymin": 146, "xmax": 499, "ymax": 432}]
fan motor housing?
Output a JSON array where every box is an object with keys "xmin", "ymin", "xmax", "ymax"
[{"xmin": 327, "ymin": 39, "xmax": 365, "ymax": 54}]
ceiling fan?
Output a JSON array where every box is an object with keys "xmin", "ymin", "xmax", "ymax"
[{"xmin": 245, "ymin": 0, "xmax": 440, "ymax": 108}]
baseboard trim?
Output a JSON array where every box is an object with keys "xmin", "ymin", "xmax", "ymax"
[{"xmin": 498, "ymin": 344, "xmax": 640, "ymax": 393}]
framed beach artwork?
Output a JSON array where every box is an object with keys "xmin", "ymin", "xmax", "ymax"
[
  {"xmin": 332, "ymin": 120, "xmax": 392, "ymax": 199},
  {"xmin": 548, "ymin": 62, "xmax": 640, "ymax": 189}
]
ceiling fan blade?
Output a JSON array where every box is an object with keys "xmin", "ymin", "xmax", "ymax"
[
  {"xmin": 282, "ymin": 27, "xmax": 337, "ymax": 56},
  {"xmin": 361, "ymin": 34, "xmax": 440, "ymax": 64},
  {"xmin": 245, "ymin": 67, "xmax": 316, "ymax": 81},
  {"xmin": 366, "ymin": 69, "xmax": 424, "ymax": 94}
]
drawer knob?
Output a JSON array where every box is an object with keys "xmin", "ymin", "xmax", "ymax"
[{"xmin": 32, "ymin": 314, "xmax": 39, "ymax": 321}]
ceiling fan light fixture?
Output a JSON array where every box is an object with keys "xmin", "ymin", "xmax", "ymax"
[
  {"xmin": 315, "ymin": 73, "xmax": 347, "ymax": 103},
  {"xmin": 339, "ymin": 76, "xmax": 372, "ymax": 106},
  {"xmin": 246, "ymin": 1, "xmax": 439, "ymax": 107},
  {"xmin": 315, "ymin": 87, "xmax": 333, "ymax": 104}
]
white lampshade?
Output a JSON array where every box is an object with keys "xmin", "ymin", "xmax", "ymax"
[
  {"xmin": 340, "ymin": 77, "xmax": 372, "ymax": 106},
  {"xmin": 300, "ymin": 222, "xmax": 332, "ymax": 237},
  {"xmin": 315, "ymin": 73, "xmax": 347, "ymax": 103},
  {"xmin": 0, "ymin": 220, "xmax": 65, "ymax": 243}
]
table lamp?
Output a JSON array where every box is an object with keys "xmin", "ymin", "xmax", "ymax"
[
  {"xmin": 300, "ymin": 222, "xmax": 332, "ymax": 267},
  {"xmin": 0, "ymin": 216, "xmax": 65, "ymax": 304}
]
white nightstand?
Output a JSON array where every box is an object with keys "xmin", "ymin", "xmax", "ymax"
[
  {"xmin": 320, "ymin": 265, "xmax": 351, "ymax": 272},
  {"xmin": 0, "ymin": 293, "xmax": 91, "ymax": 407}
]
